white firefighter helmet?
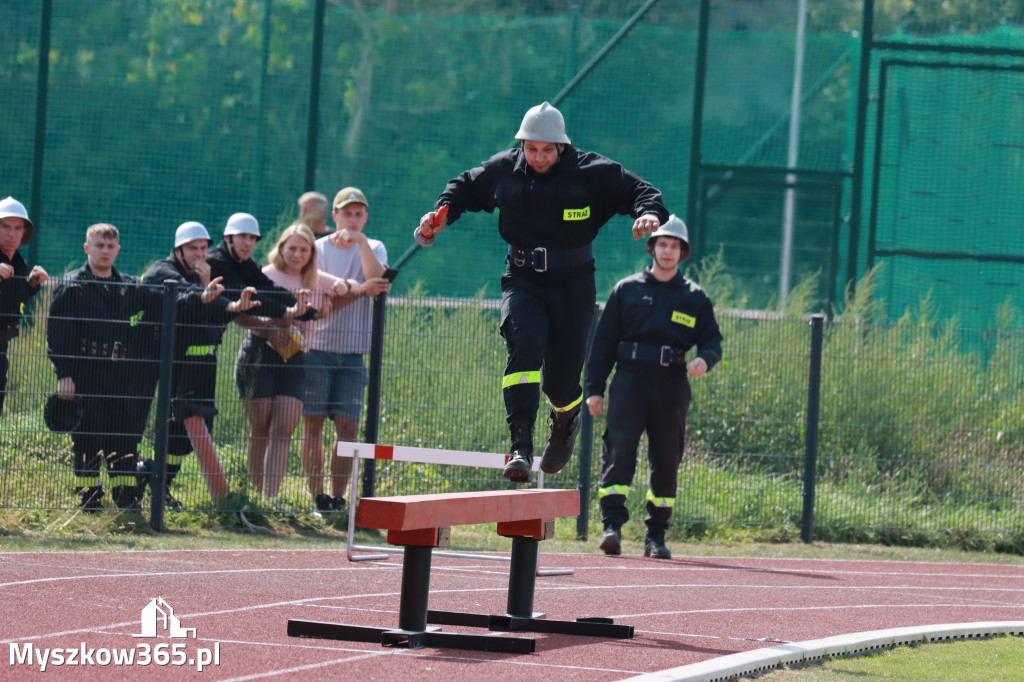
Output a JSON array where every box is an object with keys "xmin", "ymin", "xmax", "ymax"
[
  {"xmin": 646, "ymin": 214, "xmax": 691, "ymax": 260},
  {"xmin": 514, "ymin": 102, "xmax": 570, "ymax": 144},
  {"xmin": 0, "ymin": 196, "xmax": 34, "ymax": 246},
  {"xmin": 174, "ymin": 221, "xmax": 212, "ymax": 248},
  {"xmin": 223, "ymin": 212, "xmax": 261, "ymax": 241}
]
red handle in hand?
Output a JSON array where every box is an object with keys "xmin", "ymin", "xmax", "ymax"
[{"xmin": 432, "ymin": 204, "xmax": 449, "ymax": 228}]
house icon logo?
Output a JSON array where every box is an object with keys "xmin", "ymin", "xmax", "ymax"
[{"xmin": 134, "ymin": 597, "xmax": 197, "ymax": 638}]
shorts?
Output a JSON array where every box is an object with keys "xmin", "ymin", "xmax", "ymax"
[
  {"xmin": 302, "ymin": 349, "xmax": 367, "ymax": 421},
  {"xmin": 234, "ymin": 334, "xmax": 305, "ymax": 402}
]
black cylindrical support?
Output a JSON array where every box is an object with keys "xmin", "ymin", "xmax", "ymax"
[
  {"xmin": 149, "ymin": 281, "xmax": 179, "ymax": 532},
  {"xmin": 397, "ymin": 546, "xmax": 433, "ymax": 632},
  {"xmin": 800, "ymin": 314, "xmax": 825, "ymax": 543},
  {"xmin": 576, "ymin": 302, "xmax": 602, "ymax": 539},
  {"xmin": 506, "ymin": 537, "xmax": 540, "ymax": 618}
]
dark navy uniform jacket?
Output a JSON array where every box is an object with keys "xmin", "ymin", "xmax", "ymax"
[
  {"xmin": 0, "ymin": 249, "xmax": 40, "ymax": 336},
  {"xmin": 586, "ymin": 266, "xmax": 723, "ymax": 397},
  {"xmin": 437, "ymin": 145, "xmax": 669, "ymax": 276}
]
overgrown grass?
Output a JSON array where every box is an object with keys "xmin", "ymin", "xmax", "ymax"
[{"xmin": 3, "ymin": 261, "xmax": 1024, "ymax": 553}]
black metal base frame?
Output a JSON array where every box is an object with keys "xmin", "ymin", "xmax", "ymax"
[{"xmin": 287, "ymin": 534, "xmax": 631, "ymax": 652}]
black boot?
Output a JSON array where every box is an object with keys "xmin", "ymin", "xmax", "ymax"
[
  {"xmin": 599, "ymin": 524, "xmax": 622, "ymax": 556},
  {"xmin": 540, "ymin": 404, "xmax": 581, "ymax": 474},
  {"xmin": 79, "ymin": 486, "xmax": 104, "ymax": 513},
  {"xmin": 643, "ymin": 528, "xmax": 671, "ymax": 559},
  {"xmin": 503, "ymin": 421, "xmax": 534, "ymax": 483},
  {"xmin": 136, "ymin": 459, "xmax": 152, "ymax": 498},
  {"xmin": 112, "ymin": 485, "xmax": 142, "ymax": 511}
]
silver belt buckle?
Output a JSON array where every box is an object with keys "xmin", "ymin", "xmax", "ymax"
[
  {"xmin": 533, "ymin": 247, "xmax": 547, "ymax": 273},
  {"xmin": 659, "ymin": 346, "xmax": 672, "ymax": 367}
]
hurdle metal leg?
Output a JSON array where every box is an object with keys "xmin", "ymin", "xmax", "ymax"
[
  {"xmin": 290, "ymin": 541, "xmax": 538, "ymax": 653},
  {"xmin": 427, "ymin": 535, "xmax": 635, "ymax": 640}
]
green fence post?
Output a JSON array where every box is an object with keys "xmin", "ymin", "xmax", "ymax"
[
  {"xmin": 800, "ymin": 314, "xmax": 825, "ymax": 543},
  {"xmin": 361, "ymin": 293, "xmax": 387, "ymax": 499},
  {"xmin": 149, "ymin": 281, "xmax": 179, "ymax": 532}
]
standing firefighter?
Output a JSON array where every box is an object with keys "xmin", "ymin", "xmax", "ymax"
[
  {"xmin": 138, "ymin": 222, "xmax": 259, "ymax": 506},
  {"xmin": 47, "ymin": 223, "xmax": 227, "ymax": 511},
  {"xmin": 585, "ymin": 216, "xmax": 722, "ymax": 559},
  {"xmin": 417, "ymin": 102, "xmax": 668, "ymax": 483},
  {"xmin": 0, "ymin": 197, "xmax": 48, "ymax": 416}
]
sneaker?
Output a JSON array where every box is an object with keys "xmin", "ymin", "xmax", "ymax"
[
  {"xmin": 163, "ymin": 491, "xmax": 186, "ymax": 511},
  {"xmin": 599, "ymin": 526, "xmax": 622, "ymax": 556},
  {"xmin": 313, "ymin": 493, "xmax": 334, "ymax": 517}
]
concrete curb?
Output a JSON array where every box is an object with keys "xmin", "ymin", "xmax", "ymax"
[{"xmin": 620, "ymin": 621, "xmax": 1024, "ymax": 682}]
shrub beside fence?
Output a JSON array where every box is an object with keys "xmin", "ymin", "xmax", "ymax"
[{"xmin": 2, "ymin": 273, "xmax": 1024, "ymax": 552}]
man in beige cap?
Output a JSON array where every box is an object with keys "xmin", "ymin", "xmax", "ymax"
[
  {"xmin": 300, "ymin": 187, "xmax": 392, "ymax": 515},
  {"xmin": 0, "ymin": 197, "xmax": 48, "ymax": 416}
]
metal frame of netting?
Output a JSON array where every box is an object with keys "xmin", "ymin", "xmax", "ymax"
[
  {"xmin": 695, "ymin": 164, "xmax": 847, "ymax": 313},
  {"xmin": 867, "ymin": 58, "xmax": 1024, "ymax": 328}
]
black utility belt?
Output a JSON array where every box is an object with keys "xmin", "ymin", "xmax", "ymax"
[
  {"xmin": 507, "ymin": 244, "xmax": 593, "ymax": 272},
  {"xmin": 618, "ymin": 341, "xmax": 687, "ymax": 367},
  {"xmin": 77, "ymin": 339, "xmax": 128, "ymax": 359}
]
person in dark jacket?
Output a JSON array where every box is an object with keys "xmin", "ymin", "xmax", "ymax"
[
  {"xmin": 585, "ymin": 216, "xmax": 723, "ymax": 559},
  {"xmin": 47, "ymin": 223, "xmax": 227, "ymax": 512},
  {"xmin": 137, "ymin": 222, "xmax": 259, "ymax": 506},
  {"xmin": 207, "ymin": 212, "xmax": 313, "ymax": 503},
  {"xmin": 0, "ymin": 196, "xmax": 47, "ymax": 416},
  {"xmin": 417, "ymin": 102, "xmax": 669, "ymax": 483}
]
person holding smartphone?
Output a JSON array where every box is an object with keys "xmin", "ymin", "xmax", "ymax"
[{"xmin": 301, "ymin": 187, "xmax": 391, "ymax": 514}]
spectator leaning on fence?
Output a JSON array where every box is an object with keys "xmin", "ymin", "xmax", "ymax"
[
  {"xmin": 298, "ymin": 191, "xmax": 331, "ymax": 238},
  {"xmin": 301, "ymin": 187, "xmax": 390, "ymax": 514},
  {"xmin": 46, "ymin": 223, "xmax": 228, "ymax": 512},
  {"xmin": 417, "ymin": 102, "xmax": 669, "ymax": 484},
  {"xmin": 0, "ymin": 196, "xmax": 47, "ymax": 416},
  {"xmin": 585, "ymin": 215, "xmax": 722, "ymax": 560},
  {"xmin": 138, "ymin": 222, "xmax": 259, "ymax": 507},
  {"xmin": 237, "ymin": 222, "xmax": 349, "ymax": 503},
  {"xmin": 207, "ymin": 212, "xmax": 313, "ymax": 499}
]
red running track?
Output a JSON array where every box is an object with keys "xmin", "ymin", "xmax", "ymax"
[{"xmin": 2, "ymin": 548, "xmax": 1023, "ymax": 680}]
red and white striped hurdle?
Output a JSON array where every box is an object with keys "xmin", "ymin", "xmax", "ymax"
[{"xmin": 336, "ymin": 442, "xmax": 571, "ymax": 575}]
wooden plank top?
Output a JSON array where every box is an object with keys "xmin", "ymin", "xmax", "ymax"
[{"xmin": 356, "ymin": 489, "xmax": 580, "ymax": 531}]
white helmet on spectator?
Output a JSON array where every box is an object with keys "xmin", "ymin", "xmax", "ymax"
[
  {"xmin": 646, "ymin": 214, "xmax": 691, "ymax": 260},
  {"xmin": 174, "ymin": 221, "xmax": 212, "ymax": 248},
  {"xmin": 0, "ymin": 196, "xmax": 34, "ymax": 246},
  {"xmin": 223, "ymin": 212, "xmax": 261, "ymax": 241},
  {"xmin": 515, "ymin": 102, "xmax": 571, "ymax": 144}
]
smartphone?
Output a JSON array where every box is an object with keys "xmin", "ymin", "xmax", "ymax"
[{"xmin": 382, "ymin": 267, "xmax": 400, "ymax": 282}]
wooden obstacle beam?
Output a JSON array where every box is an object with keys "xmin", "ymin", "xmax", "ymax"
[
  {"xmin": 288, "ymin": 488, "xmax": 633, "ymax": 652},
  {"xmin": 336, "ymin": 442, "xmax": 571, "ymax": 576}
]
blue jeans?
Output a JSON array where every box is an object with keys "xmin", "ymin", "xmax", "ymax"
[{"xmin": 302, "ymin": 350, "xmax": 367, "ymax": 422}]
